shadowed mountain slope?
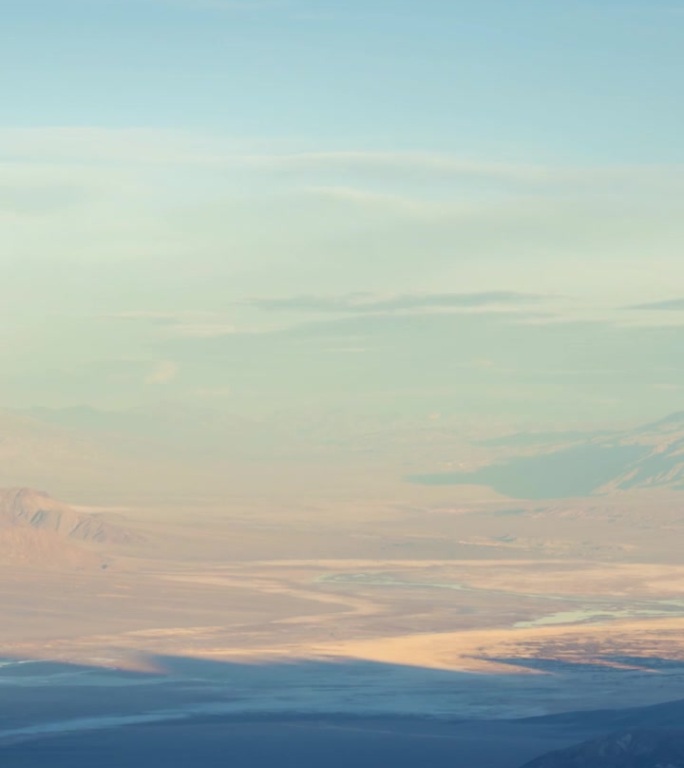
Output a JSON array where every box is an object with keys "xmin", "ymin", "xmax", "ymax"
[
  {"xmin": 409, "ymin": 411, "xmax": 684, "ymax": 499},
  {"xmin": 520, "ymin": 729, "xmax": 684, "ymax": 767}
]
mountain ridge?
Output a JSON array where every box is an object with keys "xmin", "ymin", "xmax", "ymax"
[
  {"xmin": 520, "ymin": 728, "xmax": 684, "ymax": 767},
  {"xmin": 409, "ymin": 411, "xmax": 684, "ymax": 499},
  {"xmin": 0, "ymin": 487, "xmax": 136, "ymax": 568}
]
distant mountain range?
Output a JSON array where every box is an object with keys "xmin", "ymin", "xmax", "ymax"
[{"xmin": 408, "ymin": 412, "xmax": 684, "ymax": 499}]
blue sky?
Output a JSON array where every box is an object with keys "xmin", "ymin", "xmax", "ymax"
[
  {"xmin": 2, "ymin": 0, "xmax": 683, "ymax": 425},
  {"xmin": 5, "ymin": 0, "xmax": 683, "ymax": 159}
]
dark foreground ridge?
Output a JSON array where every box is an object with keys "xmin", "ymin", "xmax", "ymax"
[
  {"xmin": 4, "ymin": 655, "xmax": 684, "ymax": 767},
  {"xmin": 520, "ymin": 729, "xmax": 684, "ymax": 767}
]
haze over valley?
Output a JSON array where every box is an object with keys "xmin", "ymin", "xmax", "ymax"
[{"xmin": 3, "ymin": 0, "xmax": 684, "ymax": 764}]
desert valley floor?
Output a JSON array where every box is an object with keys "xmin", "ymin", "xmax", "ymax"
[
  {"xmin": 2, "ymin": 412, "xmax": 684, "ymax": 766},
  {"xmin": 5, "ymin": 489, "xmax": 684, "ymax": 718}
]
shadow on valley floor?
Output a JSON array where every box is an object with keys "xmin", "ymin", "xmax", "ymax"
[{"xmin": 2, "ymin": 653, "xmax": 684, "ymax": 768}]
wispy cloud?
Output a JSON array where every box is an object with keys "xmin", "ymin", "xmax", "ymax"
[
  {"xmin": 250, "ymin": 151, "xmax": 561, "ymax": 183},
  {"xmin": 145, "ymin": 360, "xmax": 179, "ymax": 384},
  {"xmin": 249, "ymin": 291, "xmax": 547, "ymax": 315},
  {"xmin": 109, "ymin": 311, "xmax": 250, "ymax": 338},
  {"xmin": 628, "ymin": 298, "xmax": 684, "ymax": 311},
  {"xmin": 3, "ymin": 126, "xmax": 683, "ymax": 342},
  {"xmin": 8, "ymin": 128, "xmax": 681, "ymax": 186},
  {"xmin": 151, "ymin": 0, "xmax": 287, "ymax": 11}
]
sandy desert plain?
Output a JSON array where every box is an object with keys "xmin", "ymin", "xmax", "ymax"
[{"xmin": 2, "ymin": 411, "xmax": 684, "ymax": 766}]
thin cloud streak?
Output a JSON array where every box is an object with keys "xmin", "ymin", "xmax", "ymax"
[
  {"xmin": 151, "ymin": 0, "xmax": 287, "ymax": 11},
  {"xmin": 5, "ymin": 128, "xmax": 682, "ymax": 187},
  {"xmin": 144, "ymin": 360, "xmax": 179, "ymax": 385},
  {"xmin": 249, "ymin": 291, "xmax": 548, "ymax": 315},
  {"xmin": 628, "ymin": 298, "xmax": 684, "ymax": 311}
]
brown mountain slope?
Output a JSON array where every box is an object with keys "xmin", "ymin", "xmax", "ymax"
[{"xmin": 0, "ymin": 488, "xmax": 136, "ymax": 568}]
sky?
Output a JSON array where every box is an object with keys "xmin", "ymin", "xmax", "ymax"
[{"xmin": 2, "ymin": 0, "xmax": 683, "ymax": 428}]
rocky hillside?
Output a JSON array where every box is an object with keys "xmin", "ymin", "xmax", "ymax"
[
  {"xmin": 0, "ymin": 488, "xmax": 132, "ymax": 544},
  {"xmin": 603, "ymin": 412, "xmax": 684, "ymax": 492},
  {"xmin": 0, "ymin": 488, "xmax": 135, "ymax": 567},
  {"xmin": 520, "ymin": 729, "xmax": 684, "ymax": 767}
]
